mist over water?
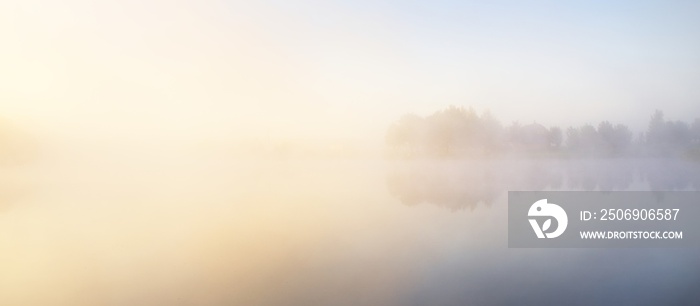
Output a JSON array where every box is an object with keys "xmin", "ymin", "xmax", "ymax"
[
  {"xmin": 2, "ymin": 141, "xmax": 699, "ymax": 305},
  {"xmin": 3, "ymin": 0, "xmax": 700, "ymax": 305}
]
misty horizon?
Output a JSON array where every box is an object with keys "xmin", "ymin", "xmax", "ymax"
[
  {"xmin": 3, "ymin": 1, "xmax": 700, "ymax": 144},
  {"xmin": 2, "ymin": 1, "xmax": 700, "ymax": 306}
]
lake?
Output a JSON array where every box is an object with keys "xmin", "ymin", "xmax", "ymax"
[{"xmin": 1, "ymin": 155, "xmax": 699, "ymax": 305}]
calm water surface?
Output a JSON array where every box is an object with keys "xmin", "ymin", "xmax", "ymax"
[{"xmin": 1, "ymin": 156, "xmax": 699, "ymax": 305}]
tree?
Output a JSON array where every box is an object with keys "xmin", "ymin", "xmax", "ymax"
[
  {"xmin": 578, "ymin": 124, "xmax": 599, "ymax": 155},
  {"xmin": 478, "ymin": 110, "xmax": 504, "ymax": 153},
  {"xmin": 597, "ymin": 121, "xmax": 615, "ymax": 154},
  {"xmin": 646, "ymin": 110, "xmax": 665, "ymax": 147},
  {"xmin": 566, "ymin": 127, "xmax": 580, "ymax": 151},
  {"xmin": 611, "ymin": 124, "xmax": 632, "ymax": 154},
  {"xmin": 691, "ymin": 119, "xmax": 700, "ymax": 145},
  {"xmin": 666, "ymin": 120, "xmax": 691, "ymax": 148},
  {"xmin": 386, "ymin": 114, "xmax": 424, "ymax": 156},
  {"xmin": 385, "ymin": 107, "xmax": 696, "ymax": 158},
  {"xmin": 548, "ymin": 127, "xmax": 563, "ymax": 149}
]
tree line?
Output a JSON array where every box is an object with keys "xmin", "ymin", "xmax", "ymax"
[{"xmin": 385, "ymin": 106, "xmax": 700, "ymax": 158}]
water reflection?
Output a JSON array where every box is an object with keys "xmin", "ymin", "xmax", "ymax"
[
  {"xmin": 2, "ymin": 157, "xmax": 699, "ymax": 305},
  {"xmin": 387, "ymin": 159, "xmax": 700, "ymax": 209}
]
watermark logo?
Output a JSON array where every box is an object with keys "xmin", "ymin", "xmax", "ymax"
[
  {"xmin": 528, "ymin": 199, "xmax": 568, "ymax": 238},
  {"xmin": 510, "ymin": 192, "xmax": 699, "ymax": 248}
]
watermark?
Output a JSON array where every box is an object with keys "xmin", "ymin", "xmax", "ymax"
[
  {"xmin": 508, "ymin": 191, "xmax": 700, "ymax": 248},
  {"xmin": 528, "ymin": 199, "xmax": 568, "ymax": 238}
]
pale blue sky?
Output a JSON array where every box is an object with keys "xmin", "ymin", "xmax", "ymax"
[
  {"xmin": 248, "ymin": 0, "xmax": 700, "ymax": 131},
  {"xmin": 2, "ymin": 0, "xmax": 699, "ymax": 142}
]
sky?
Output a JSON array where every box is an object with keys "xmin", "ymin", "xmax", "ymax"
[{"xmin": 1, "ymin": 0, "xmax": 700, "ymax": 145}]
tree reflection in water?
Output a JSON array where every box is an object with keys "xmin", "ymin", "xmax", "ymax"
[{"xmin": 386, "ymin": 159, "xmax": 700, "ymax": 210}]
